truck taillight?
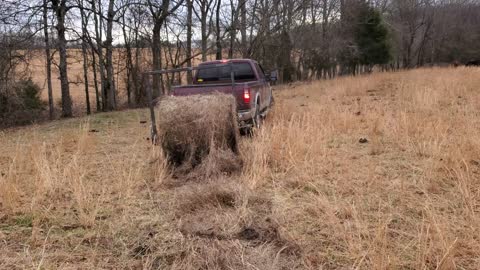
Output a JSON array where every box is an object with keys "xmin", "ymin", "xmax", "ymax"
[{"xmin": 243, "ymin": 88, "xmax": 251, "ymax": 103}]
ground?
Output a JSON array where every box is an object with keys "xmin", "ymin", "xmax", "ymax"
[{"xmin": 1, "ymin": 67, "xmax": 480, "ymax": 269}]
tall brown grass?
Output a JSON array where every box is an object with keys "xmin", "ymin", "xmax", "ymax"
[{"xmin": 1, "ymin": 67, "xmax": 480, "ymax": 269}]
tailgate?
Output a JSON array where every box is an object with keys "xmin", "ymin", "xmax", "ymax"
[{"xmin": 172, "ymin": 84, "xmax": 250, "ymax": 110}]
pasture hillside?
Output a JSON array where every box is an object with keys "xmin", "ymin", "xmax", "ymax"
[{"xmin": 1, "ymin": 67, "xmax": 480, "ymax": 269}]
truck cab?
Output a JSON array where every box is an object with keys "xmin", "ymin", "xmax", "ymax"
[{"xmin": 172, "ymin": 59, "xmax": 274, "ymax": 131}]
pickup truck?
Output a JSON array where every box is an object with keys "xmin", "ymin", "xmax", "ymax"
[{"xmin": 171, "ymin": 59, "xmax": 275, "ymax": 132}]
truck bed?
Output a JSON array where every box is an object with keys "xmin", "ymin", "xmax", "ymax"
[
  {"xmin": 169, "ymin": 59, "xmax": 273, "ymax": 129},
  {"xmin": 172, "ymin": 81, "xmax": 261, "ymax": 111}
]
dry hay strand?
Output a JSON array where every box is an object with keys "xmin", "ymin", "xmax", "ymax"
[
  {"xmin": 175, "ymin": 179, "xmax": 245, "ymax": 215},
  {"xmin": 163, "ymin": 239, "xmax": 303, "ymax": 270},
  {"xmin": 174, "ymin": 179, "xmax": 301, "ymax": 255},
  {"xmin": 156, "ymin": 94, "xmax": 241, "ymax": 179}
]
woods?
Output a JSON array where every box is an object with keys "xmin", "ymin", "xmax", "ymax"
[{"xmin": 0, "ymin": 0, "xmax": 479, "ymax": 123}]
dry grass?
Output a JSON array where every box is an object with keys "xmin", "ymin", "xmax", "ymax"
[{"xmin": 1, "ymin": 67, "xmax": 480, "ymax": 269}]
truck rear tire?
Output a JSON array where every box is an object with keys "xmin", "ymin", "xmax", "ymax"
[
  {"xmin": 240, "ymin": 104, "xmax": 262, "ymax": 136},
  {"xmin": 253, "ymin": 105, "xmax": 262, "ymax": 129}
]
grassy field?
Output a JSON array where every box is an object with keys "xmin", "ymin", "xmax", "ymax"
[{"xmin": 1, "ymin": 67, "xmax": 480, "ymax": 269}]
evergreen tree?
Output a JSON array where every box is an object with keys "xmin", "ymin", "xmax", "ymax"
[{"xmin": 355, "ymin": 4, "xmax": 391, "ymax": 66}]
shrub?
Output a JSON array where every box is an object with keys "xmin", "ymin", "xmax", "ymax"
[
  {"xmin": 15, "ymin": 79, "xmax": 44, "ymax": 110},
  {"xmin": 0, "ymin": 78, "xmax": 45, "ymax": 127}
]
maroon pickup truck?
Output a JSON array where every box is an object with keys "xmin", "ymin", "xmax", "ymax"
[{"xmin": 172, "ymin": 59, "xmax": 275, "ymax": 132}]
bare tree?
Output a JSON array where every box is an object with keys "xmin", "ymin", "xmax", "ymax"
[
  {"xmin": 215, "ymin": 0, "xmax": 222, "ymax": 59},
  {"xmin": 120, "ymin": 7, "xmax": 133, "ymax": 106},
  {"xmin": 43, "ymin": 0, "xmax": 54, "ymax": 119},
  {"xmin": 239, "ymin": 0, "xmax": 247, "ymax": 57},
  {"xmin": 51, "ymin": 0, "xmax": 73, "ymax": 117},
  {"xmin": 104, "ymin": 0, "xmax": 116, "ymax": 110},
  {"xmin": 194, "ymin": 0, "xmax": 215, "ymax": 61},
  {"xmin": 90, "ymin": 44, "xmax": 101, "ymax": 111},
  {"xmin": 79, "ymin": 0, "xmax": 91, "ymax": 114},
  {"xmin": 148, "ymin": 0, "xmax": 184, "ymax": 97},
  {"xmin": 186, "ymin": 0, "xmax": 194, "ymax": 82},
  {"xmin": 389, "ymin": 0, "xmax": 434, "ymax": 68},
  {"xmin": 91, "ymin": 0, "xmax": 106, "ymax": 111},
  {"xmin": 228, "ymin": 0, "xmax": 240, "ymax": 58}
]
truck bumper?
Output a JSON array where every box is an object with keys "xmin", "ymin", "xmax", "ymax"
[{"xmin": 238, "ymin": 109, "xmax": 255, "ymax": 128}]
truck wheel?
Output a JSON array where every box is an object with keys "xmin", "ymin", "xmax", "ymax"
[
  {"xmin": 253, "ymin": 104, "xmax": 262, "ymax": 129},
  {"xmin": 241, "ymin": 105, "xmax": 262, "ymax": 136},
  {"xmin": 269, "ymin": 89, "xmax": 275, "ymax": 107},
  {"xmin": 240, "ymin": 128, "xmax": 249, "ymax": 136}
]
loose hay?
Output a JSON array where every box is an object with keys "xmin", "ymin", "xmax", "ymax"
[{"xmin": 156, "ymin": 94, "xmax": 241, "ymax": 178}]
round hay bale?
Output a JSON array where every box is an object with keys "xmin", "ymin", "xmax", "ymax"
[{"xmin": 156, "ymin": 94, "xmax": 240, "ymax": 175}]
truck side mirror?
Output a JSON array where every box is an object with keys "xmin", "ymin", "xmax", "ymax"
[{"xmin": 265, "ymin": 71, "xmax": 277, "ymax": 82}]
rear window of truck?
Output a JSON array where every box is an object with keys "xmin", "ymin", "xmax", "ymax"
[{"xmin": 196, "ymin": 62, "xmax": 256, "ymax": 82}]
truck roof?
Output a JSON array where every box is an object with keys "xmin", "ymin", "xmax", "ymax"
[{"xmin": 198, "ymin": 59, "xmax": 258, "ymax": 66}]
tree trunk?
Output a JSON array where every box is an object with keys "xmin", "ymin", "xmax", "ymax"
[
  {"xmin": 91, "ymin": 47, "xmax": 101, "ymax": 111},
  {"xmin": 121, "ymin": 14, "xmax": 133, "ymax": 106},
  {"xmin": 228, "ymin": 1, "xmax": 237, "ymax": 59},
  {"xmin": 80, "ymin": 1, "xmax": 91, "ymax": 115},
  {"xmin": 52, "ymin": 0, "xmax": 72, "ymax": 117},
  {"xmin": 92, "ymin": 0, "xmax": 106, "ymax": 111},
  {"xmin": 43, "ymin": 0, "xmax": 54, "ymax": 119},
  {"xmin": 151, "ymin": 24, "xmax": 162, "ymax": 97},
  {"xmin": 133, "ymin": 19, "xmax": 141, "ymax": 105},
  {"xmin": 82, "ymin": 45, "xmax": 91, "ymax": 114},
  {"xmin": 229, "ymin": 26, "xmax": 235, "ymax": 59},
  {"xmin": 105, "ymin": 0, "xmax": 116, "ymax": 110},
  {"xmin": 186, "ymin": 0, "xmax": 193, "ymax": 83},
  {"xmin": 240, "ymin": 0, "xmax": 247, "ymax": 57},
  {"xmin": 215, "ymin": 0, "xmax": 222, "ymax": 60},
  {"xmin": 149, "ymin": 0, "xmax": 174, "ymax": 97},
  {"xmin": 201, "ymin": 9, "xmax": 208, "ymax": 61}
]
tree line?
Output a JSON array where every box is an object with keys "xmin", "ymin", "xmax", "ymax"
[{"xmin": 0, "ymin": 0, "xmax": 479, "ymax": 123}]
